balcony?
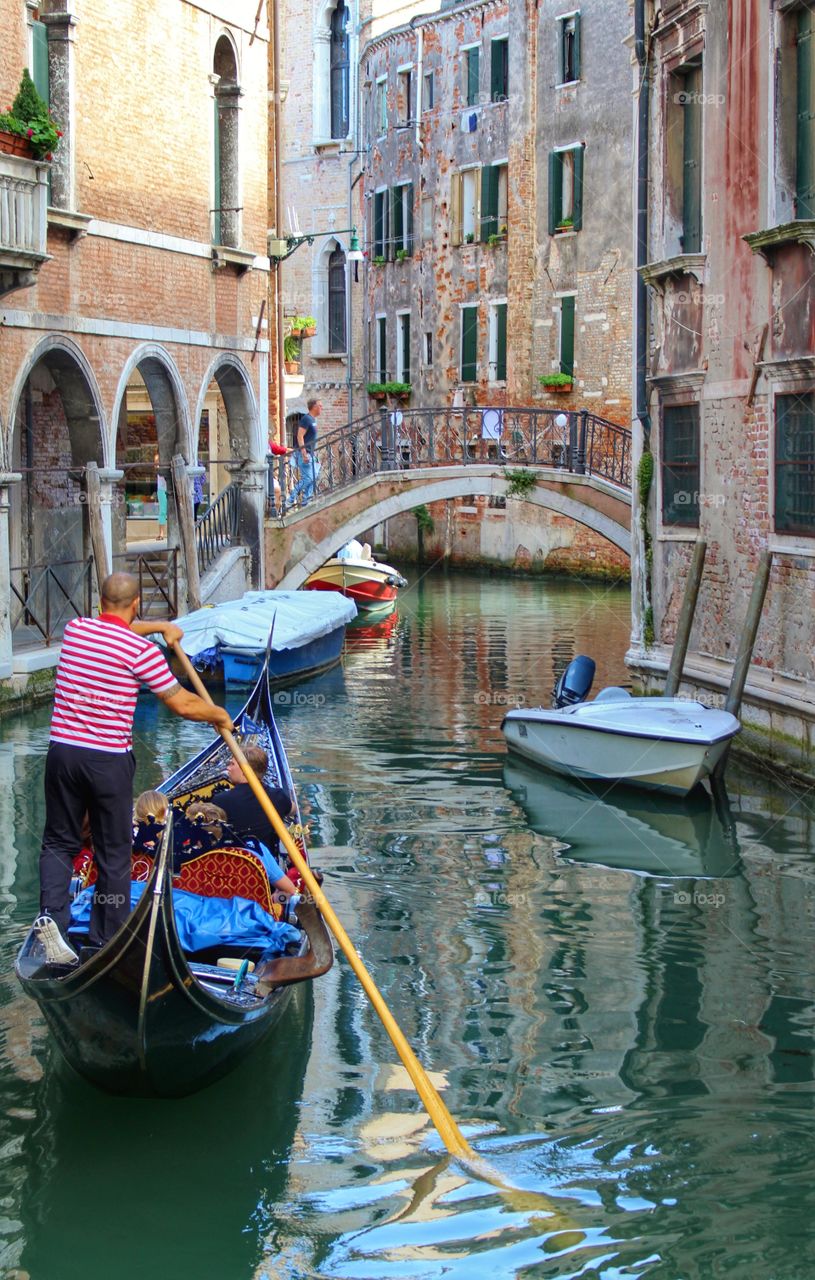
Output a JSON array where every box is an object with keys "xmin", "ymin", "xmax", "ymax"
[{"xmin": 0, "ymin": 152, "xmax": 50, "ymax": 298}]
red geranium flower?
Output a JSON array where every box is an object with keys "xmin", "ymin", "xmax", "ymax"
[
  {"xmin": 26, "ymin": 128, "xmax": 33, "ymax": 138},
  {"xmin": 57, "ymin": 130, "xmax": 63, "ymax": 137}
]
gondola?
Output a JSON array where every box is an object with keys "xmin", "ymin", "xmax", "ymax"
[{"xmin": 15, "ymin": 653, "xmax": 333, "ymax": 1098}]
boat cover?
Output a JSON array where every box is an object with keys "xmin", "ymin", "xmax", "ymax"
[
  {"xmin": 69, "ymin": 881, "xmax": 301, "ymax": 953},
  {"xmin": 172, "ymin": 590, "xmax": 357, "ymax": 660}
]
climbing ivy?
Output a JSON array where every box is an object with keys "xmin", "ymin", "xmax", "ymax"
[{"xmin": 505, "ymin": 469, "xmax": 538, "ymax": 499}]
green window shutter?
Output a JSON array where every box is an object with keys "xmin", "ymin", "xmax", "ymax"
[
  {"xmin": 461, "ymin": 306, "xmax": 478, "ymax": 382},
  {"xmin": 775, "ymin": 392, "xmax": 815, "ymax": 533},
  {"xmin": 573, "ymin": 14, "xmax": 581, "ymax": 81},
  {"xmin": 378, "ymin": 316, "xmax": 387, "ymax": 381},
  {"xmin": 392, "ymin": 186, "xmax": 403, "ymax": 255},
  {"xmin": 32, "ymin": 20, "xmax": 49, "ymax": 105},
  {"xmin": 467, "ymin": 49, "xmax": 479, "ymax": 107},
  {"xmin": 213, "ymin": 97, "xmax": 222, "ymax": 245},
  {"xmin": 548, "ymin": 151, "xmax": 562, "ymax": 234},
  {"xmin": 797, "ymin": 8, "xmax": 815, "ymax": 219},
  {"xmin": 374, "ymin": 192, "xmax": 384, "ymax": 257},
  {"xmin": 572, "ymin": 145, "xmax": 584, "ymax": 230},
  {"xmin": 481, "ymin": 165, "xmax": 498, "ymax": 240},
  {"xmin": 662, "ymin": 404, "xmax": 700, "ymax": 527},
  {"xmin": 496, "ymin": 303, "xmax": 507, "ymax": 381},
  {"xmin": 559, "ymin": 295, "xmax": 575, "ymax": 376},
  {"xmin": 405, "ymin": 182, "xmax": 414, "ymax": 254},
  {"xmin": 491, "ymin": 39, "xmax": 508, "ymax": 102},
  {"xmin": 682, "ymin": 66, "xmax": 702, "ymax": 252},
  {"xmin": 401, "ymin": 315, "xmax": 411, "ymax": 383}
]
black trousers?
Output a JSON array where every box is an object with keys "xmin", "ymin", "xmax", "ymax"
[{"xmin": 39, "ymin": 742, "xmax": 136, "ymax": 946}]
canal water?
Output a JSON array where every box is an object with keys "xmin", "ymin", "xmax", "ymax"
[{"xmin": 1, "ymin": 572, "xmax": 814, "ymax": 1280}]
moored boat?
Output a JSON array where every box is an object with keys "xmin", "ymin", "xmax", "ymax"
[
  {"xmin": 15, "ymin": 656, "xmax": 334, "ymax": 1097},
  {"xmin": 304, "ymin": 541, "xmax": 407, "ymax": 613},
  {"xmin": 170, "ymin": 589, "xmax": 357, "ymax": 688},
  {"xmin": 502, "ymin": 655, "xmax": 740, "ymax": 797}
]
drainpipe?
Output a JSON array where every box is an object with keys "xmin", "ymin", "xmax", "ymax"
[
  {"xmin": 272, "ymin": 0, "xmax": 286, "ymax": 445},
  {"xmin": 415, "ymin": 24, "xmax": 423, "ymax": 150},
  {"xmin": 635, "ymin": 0, "xmax": 651, "ymax": 442}
]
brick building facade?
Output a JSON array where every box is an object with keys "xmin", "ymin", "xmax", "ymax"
[
  {"xmin": 0, "ymin": 0, "xmax": 271, "ymax": 683},
  {"xmin": 360, "ymin": 0, "xmax": 632, "ymax": 416},
  {"xmin": 627, "ymin": 0, "xmax": 815, "ymax": 776}
]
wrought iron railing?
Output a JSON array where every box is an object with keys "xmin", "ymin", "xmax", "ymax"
[
  {"xmin": 195, "ymin": 483, "xmax": 241, "ymax": 575},
  {"xmin": 10, "ymin": 558, "xmax": 93, "ymax": 646},
  {"xmin": 282, "ymin": 406, "xmax": 631, "ymax": 510},
  {"xmin": 112, "ymin": 548, "xmax": 179, "ymax": 619}
]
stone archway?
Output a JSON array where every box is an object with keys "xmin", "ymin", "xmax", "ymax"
[
  {"xmin": 194, "ymin": 353, "xmax": 264, "ymax": 586},
  {"xmin": 6, "ymin": 337, "xmax": 106, "ymax": 649}
]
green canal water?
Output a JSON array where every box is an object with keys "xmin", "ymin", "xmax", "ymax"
[{"xmin": 1, "ymin": 573, "xmax": 814, "ymax": 1279}]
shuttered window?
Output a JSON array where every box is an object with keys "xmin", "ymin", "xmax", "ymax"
[
  {"xmin": 461, "ymin": 306, "xmax": 478, "ymax": 382},
  {"xmin": 466, "ymin": 48, "xmax": 480, "ymax": 107},
  {"xmin": 548, "ymin": 147, "xmax": 584, "ymax": 233},
  {"xmin": 559, "ymin": 14, "xmax": 581, "ymax": 84},
  {"xmin": 328, "ymin": 247, "xmax": 346, "ymax": 352},
  {"xmin": 391, "ymin": 183, "xmax": 414, "ymax": 255},
  {"xmin": 32, "ymin": 20, "xmax": 49, "ymax": 104},
  {"xmin": 398, "ymin": 313, "xmax": 411, "ymax": 383},
  {"xmin": 377, "ymin": 316, "xmax": 388, "ymax": 382},
  {"xmin": 797, "ymin": 7, "xmax": 815, "ymax": 219},
  {"xmin": 491, "ymin": 37, "xmax": 509, "ymax": 102},
  {"xmin": 489, "ymin": 303, "xmax": 507, "ymax": 381},
  {"xmin": 374, "ymin": 190, "xmax": 388, "ymax": 258},
  {"xmin": 681, "ymin": 65, "xmax": 702, "ymax": 252},
  {"xmin": 775, "ymin": 392, "xmax": 815, "ymax": 534},
  {"xmin": 662, "ymin": 404, "xmax": 700, "ymax": 527},
  {"xmin": 559, "ymin": 295, "xmax": 575, "ymax": 377}
]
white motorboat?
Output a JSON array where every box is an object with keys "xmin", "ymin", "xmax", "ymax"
[{"xmin": 501, "ymin": 656, "xmax": 740, "ymax": 797}]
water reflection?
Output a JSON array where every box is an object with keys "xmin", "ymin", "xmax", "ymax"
[{"xmin": 2, "ymin": 574, "xmax": 815, "ymax": 1279}]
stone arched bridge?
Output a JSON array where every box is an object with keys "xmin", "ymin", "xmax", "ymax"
[{"xmin": 265, "ymin": 406, "xmax": 632, "ymax": 588}]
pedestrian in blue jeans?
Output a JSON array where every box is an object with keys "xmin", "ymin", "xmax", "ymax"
[{"xmin": 290, "ymin": 397, "xmax": 322, "ymax": 508}]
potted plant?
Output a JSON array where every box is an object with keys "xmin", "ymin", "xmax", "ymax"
[
  {"xmin": 298, "ymin": 315, "xmax": 317, "ymax": 338},
  {"xmin": 538, "ymin": 372, "xmax": 574, "ymax": 393},
  {"xmin": 366, "ymin": 382, "xmax": 388, "ymax": 401},
  {"xmin": 283, "ymin": 334, "xmax": 301, "ymax": 374},
  {"xmin": 395, "ymin": 248, "xmax": 409, "ymax": 263},
  {"xmin": 372, "ymin": 254, "xmax": 386, "ymax": 266},
  {"xmin": 464, "ymin": 232, "xmax": 475, "ymax": 244},
  {"xmin": 0, "ymin": 70, "xmax": 62, "ymax": 160},
  {"xmin": 555, "ymin": 216, "xmax": 574, "ymax": 232},
  {"xmin": 487, "ymin": 233, "xmax": 505, "ymax": 248}
]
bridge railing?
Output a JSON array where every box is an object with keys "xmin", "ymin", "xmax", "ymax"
[{"xmin": 300, "ymin": 406, "xmax": 631, "ymax": 510}]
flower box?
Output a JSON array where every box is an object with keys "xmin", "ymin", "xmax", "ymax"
[
  {"xmin": 300, "ymin": 326, "xmax": 316, "ymax": 338},
  {"xmin": 0, "ymin": 129, "xmax": 33, "ymax": 158}
]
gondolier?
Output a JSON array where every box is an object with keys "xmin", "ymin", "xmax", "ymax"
[{"xmin": 36, "ymin": 571, "xmax": 233, "ymax": 966}]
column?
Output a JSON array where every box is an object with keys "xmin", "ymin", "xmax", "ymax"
[
  {"xmin": 227, "ymin": 461, "xmax": 267, "ymax": 589},
  {"xmin": 42, "ymin": 1, "xmax": 78, "ymax": 212},
  {"xmin": 216, "ymin": 83, "xmax": 242, "ymax": 249},
  {"xmin": 0, "ymin": 474, "xmax": 23, "ymax": 678}
]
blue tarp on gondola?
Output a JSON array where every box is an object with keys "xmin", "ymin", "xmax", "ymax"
[{"xmin": 69, "ymin": 882, "xmax": 301, "ymax": 953}]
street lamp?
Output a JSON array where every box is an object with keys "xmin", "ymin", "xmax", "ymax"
[{"xmin": 268, "ymin": 226, "xmax": 363, "ymax": 263}]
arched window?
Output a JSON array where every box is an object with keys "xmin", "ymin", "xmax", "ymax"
[
  {"xmin": 213, "ymin": 36, "xmax": 241, "ymax": 248},
  {"xmin": 330, "ymin": 0, "xmax": 350, "ymax": 139},
  {"xmin": 328, "ymin": 246, "xmax": 347, "ymax": 352}
]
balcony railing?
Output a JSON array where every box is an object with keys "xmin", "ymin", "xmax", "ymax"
[
  {"xmin": 195, "ymin": 483, "xmax": 241, "ymax": 575},
  {"xmin": 0, "ymin": 153, "xmax": 49, "ymax": 291}
]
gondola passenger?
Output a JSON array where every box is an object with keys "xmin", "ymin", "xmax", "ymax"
[
  {"xmin": 217, "ymin": 745, "xmax": 293, "ymax": 866},
  {"xmin": 186, "ymin": 800, "xmax": 300, "ymax": 906}
]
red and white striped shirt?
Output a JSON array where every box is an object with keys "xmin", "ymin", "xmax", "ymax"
[{"xmin": 50, "ymin": 615, "xmax": 179, "ymax": 753}]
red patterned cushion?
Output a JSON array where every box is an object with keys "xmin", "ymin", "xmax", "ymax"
[
  {"xmin": 174, "ymin": 847, "xmax": 279, "ymax": 917},
  {"xmin": 74, "ymin": 852, "xmax": 154, "ymax": 887}
]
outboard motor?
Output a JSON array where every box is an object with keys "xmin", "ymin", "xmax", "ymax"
[{"xmin": 552, "ymin": 655, "xmax": 596, "ymax": 708}]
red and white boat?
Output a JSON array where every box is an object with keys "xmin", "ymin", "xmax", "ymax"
[{"xmin": 304, "ymin": 541, "xmax": 407, "ymax": 613}]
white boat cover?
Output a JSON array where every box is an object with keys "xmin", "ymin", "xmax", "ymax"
[{"xmin": 175, "ymin": 590, "xmax": 357, "ymax": 658}]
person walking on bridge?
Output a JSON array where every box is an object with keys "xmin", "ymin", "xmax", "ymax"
[
  {"xmin": 35, "ymin": 572, "xmax": 233, "ymax": 965},
  {"xmin": 290, "ymin": 397, "xmax": 322, "ymax": 508}
]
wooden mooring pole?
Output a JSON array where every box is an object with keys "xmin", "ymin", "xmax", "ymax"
[
  {"xmin": 713, "ymin": 549, "xmax": 773, "ymax": 778},
  {"xmin": 664, "ymin": 539, "xmax": 706, "ymax": 697}
]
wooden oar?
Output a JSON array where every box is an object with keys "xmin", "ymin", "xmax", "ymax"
[{"xmin": 172, "ymin": 642, "xmax": 472, "ymax": 1159}]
